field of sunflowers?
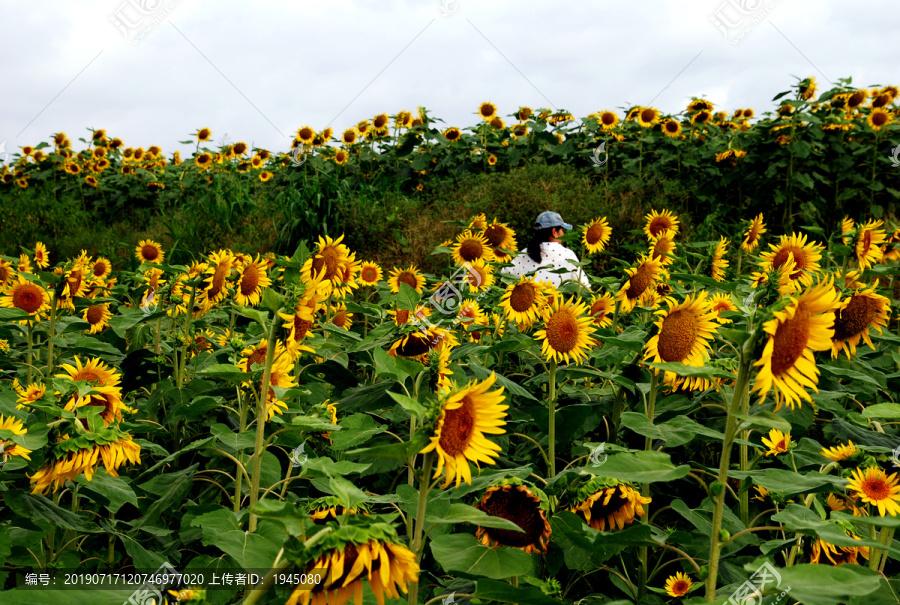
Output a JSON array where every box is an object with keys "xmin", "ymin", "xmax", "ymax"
[
  {"xmin": 0, "ymin": 75, "xmax": 900, "ymax": 605},
  {"xmin": 1, "ymin": 204, "xmax": 900, "ymax": 605}
]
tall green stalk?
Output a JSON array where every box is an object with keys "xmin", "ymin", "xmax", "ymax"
[
  {"xmin": 248, "ymin": 312, "xmax": 281, "ymax": 531},
  {"xmin": 548, "ymin": 359, "xmax": 558, "ymax": 478},
  {"xmin": 638, "ymin": 371, "xmax": 659, "ymax": 599},
  {"xmin": 408, "ymin": 451, "xmax": 435, "ymax": 605}
]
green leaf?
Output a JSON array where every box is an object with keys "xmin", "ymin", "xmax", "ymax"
[
  {"xmin": 772, "ymin": 563, "xmax": 881, "ymax": 605},
  {"xmin": 741, "ymin": 469, "xmax": 844, "ymax": 495},
  {"xmin": 861, "ymin": 403, "xmax": 900, "ymax": 419},
  {"xmin": 75, "ymin": 473, "xmax": 138, "ymax": 514},
  {"xmin": 733, "ymin": 411, "xmax": 793, "ymax": 432},
  {"xmin": 133, "ymin": 465, "xmax": 197, "ymax": 529},
  {"xmin": 196, "ymin": 364, "xmax": 247, "ymax": 383},
  {"xmin": 771, "ymin": 505, "xmax": 885, "ymax": 550},
  {"xmin": 647, "ymin": 362, "xmax": 735, "ymax": 380},
  {"xmin": 210, "ymin": 423, "xmax": 257, "ymax": 451},
  {"xmin": 4, "ymin": 490, "xmax": 100, "ymax": 533},
  {"xmin": 555, "ymin": 450, "xmax": 690, "ymax": 484},
  {"xmin": 396, "ymin": 282, "xmax": 421, "ymax": 312},
  {"xmin": 194, "ymin": 508, "xmax": 282, "ymax": 569},
  {"xmin": 620, "ymin": 413, "xmax": 724, "ymax": 446},
  {"xmin": 426, "ymin": 503, "xmax": 526, "ymax": 532},
  {"xmin": 430, "ymin": 533, "xmax": 533, "ymax": 579},
  {"xmin": 468, "ymin": 360, "xmax": 537, "ymax": 401},
  {"xmin": 474, "ymin": 579, "xmax": 560, "ymax": 605},
  {"xmin": 387, "ymin": 391, "xmax": 427, "ymax": 418}
]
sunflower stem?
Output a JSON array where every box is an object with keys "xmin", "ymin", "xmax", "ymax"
[
  {"xmin": 638, "ymin": 371, "xmax": 659, "ymax": 599},
  {"xmin": 548, "ymin": 359, "xmax": 558, "ymax": 478},
  {"xmin": 739, "ymin": 370, "xmax": 750, "ymax": 526},
  {"xmin": 706, "ymin": 348, "xmax": 753, "ymax": 601},
  {"xmin": 26, "ymin": 324, "xmax": 34, "ymax": 385},
  {"xmin": 46, "ymin": 298, "xmax": 57, "ymax": 378},
  {"xmin": 409, "ymin": 450, "xmax": 435, "ymax": 605},
  {"xmin": 234, "ymin": 387, "xmax": 248, "ymax": 513},
  {"xmin": 248, "ymin": 310, "xmax": 281, "ymax": 532}
]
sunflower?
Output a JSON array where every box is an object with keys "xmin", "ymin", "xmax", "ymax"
[
  {"xmin": 83, "ymin": 303, "xmax": 111, "ymax": 334},
  {"xmin": 617, "ymin": 254, "xmax": 664, "ymax": 313},
  {"xmin": 29, "ymin": 432, "xmax": 141, "ymax": 495},
  {"xmin": 420, "ymin": 373, "xmax": 508, "ymax": 488},
  {"xmin": 636, "ymin": 107, "xmax": 660, "ymax": 128},
  {"xmin": 709, "ymin": 293, "xmax": 737, "ymax": 323},
  {"xmin": 691, "ymin": 110, "xmax": 712, "ymax": 125},
  {"xmin": 478, "ymin": 102, "xmax": 497, "ymax": 121},
  {"xmin": 487, "ymin": 153, "xmax": 498, "ymax": 166},
  {"xmin": 483, "ymin": 219, "xmax": 518, "ymax": 259},
  {"xmin": 388, "ymin": 326, "xmax": 458, "ymax": 362},
  {"xmin": 661, "ymin": 119, "xmax": 682, "ymax": 138},
  {"xmin": 196, "ymin": 127, "xmax": 212, "ymax": 142},
  {"xmin": 758, "ymin": 233, "xmax": 824, "ymax": 288},
  {"xmin": 451, "ymin": 229, "xmax": 496, "ymax": 265},
  {"xmin": 854, "ymin": 219, "xmax": 886, "ymax": 270},
  {"xmin": 475, "ymin": 479, "xmax": 551, "ymax": 554},
  {"xmin": 469, "ymin": 213, "xmax": 488, "ymax": 230},
  {"xmin": 741, "ymin": 213, "xmax": 767, "ymax": 252},
  {"xmin": 821, "ymin": 441, "xmax": 858, "ymax": 462},
  {"xmin": 831, "ymin": 284, "xmax": 890, "ymax": 358},
  {"xmin": 329, "ymin": 303, "xmax": 354, "ymax": 330},
  {"xmin": 32, "ymin": 242, "xmax": 50, "ymax": 269},
  {"xmin": 357, "ymin": 261, "xmax": 383, "ymax": 286},
  {"xmin": 847, "ymin": 89, "xmax": 868, "ymax": 109},
  {"xmin": 711, "ymin": 237, "xmax": 729, "ymax": 282},
  {"xmin": 752, "ymin": 278, "xmax": 841, "ymax": 410},
  {"xmin": 279, "ymin": 304, "xmax": 317, "ymax": 360},
  {"xmin": 333, "ymin": 149, "xmax": 349, "ymax": 165},
  {"xmin": 233, "ymin": 254, "xmax": 272, "ymax": 307},
  {"xmin": 0, "ymin": 260, "xmax": 14, "ymax": 289},
  {"xmin": 497, "ymin": 276, "xmax": 546, "ymax": 327},
  {"xmin": 643, "ymin": 209, "xmax": 680, "ymax": 240},
  {"xmin": 64, "ymin": 162, "xmax": 81, "ymax": 175},
  {"xmin": 597, "ymin": 110, "xmax": 619, "ymax": 130},
  {"xmin": 13, "ymin": 380, "xmax": 47, "ymax": 409},
  {"xmin": 0, "ymin": 415, "xmax": 32, "ymax": 461},
  {"xmin": 259, "ymin": 170, "xmax": 274, "ymax": 182},
  {"xmin": 285, "ymin": 524, "xmax": 419, "ymax": 605},
  {"xmin": 295, "ymin": 125, "xmax": 316, "ymax": 145},
  {"xmin": 387, "ymin": 265, "xmax": 426, "ymax": 294},
  {"xmin": 644, "ymin": 292, "xmax": 718, "ymax": 389},
  {"xmin": 846, "ymin": 467, "xmax": 900, "ymax": 516},
  {"xmin": 17, "ymin": 254, "xmax": 32, "ymax": 274},
  {"xmin": 582, "ymin": 217, "xmax": 611, "ymax": 254},
  {"xmin": 649, "ymin": 232, "xmax": 677, "ymax": 266},
  {"xmin": 202, "ymin": 249, "xmax": 235, "ymax": 306},
  {"xmin": 517, "ymin": 106, "xmax": 533, "ymax": 121},
  {"xmin": 810, "ymin": 535, "xmax": 870, "ymax": 566},
  {"xmin": 261, "ymin": 344, "xmax": 296, "ymax": 421},
  {"xmin": 588, "ymin": 292, "xmax": 615, "ymax": 328},
  {"xmin": 534, "ymin": 297, "xmax": 597, "ymax": 365},
  {"xmin": 761, "ymin": 428, "xmax": 791, "ymax": 456},
  {"xmin": 387, "ymin": 306, "xmax": 431, "ymax": 328},
  {"xmin": 135, "ymin": 239, "xmax": 164, "ymax": 264},
  {"xmin": 688, "ymin": 99, "xmax": 714, "ymax": 113},
  {"xmin": 665, "ymin": 572, "xmax": 693, "ymax": 598},
  {"xmin": 570, "ymin": 479, "xmax": 651, "ymax": 531},
  {"xmin": 307, "ymin": 496, "xmax": 363, "ymax": 524},
  {"xmin": 57, "ymin": 356, "xmax": 130, "ymax": 425},
  {"xmin": 1, "ymin": 276, "xmax": 50, "ymax": 319},
  {"xmin": 866, "ymin": 107, "xmax": 893, "ymax": 130}
]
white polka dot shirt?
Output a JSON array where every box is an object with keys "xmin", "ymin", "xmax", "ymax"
[{"xmin": 502, "ymin": 242, "xmax": 591, "ymax": 288}]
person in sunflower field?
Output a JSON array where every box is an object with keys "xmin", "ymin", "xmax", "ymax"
[{"xmin": 503, "ymin": 211, "xmax": 591, "ymax": 289}]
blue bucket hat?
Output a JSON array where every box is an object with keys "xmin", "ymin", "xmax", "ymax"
[{"xmin": 534, "ymin": 211, "xmax": 573, "ymax": 231}]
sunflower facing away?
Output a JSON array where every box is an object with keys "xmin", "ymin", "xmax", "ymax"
[
  {"xmin": 761, "ymin": 428, "xmax": 791, "ymax": 456},
  {"xmin": 499, "ymin": 276, "xmax": 550, "ymax": 327},
  {"xmin": 534, "ymin": 297, "xmax": 598, "ymax": 365},
  {"xmin": 616, "ymin": 254, "xmax": 664, "ymax": 313},
  {"xmin": 846, "ymin": 467, "xmax": 900, "ymax": 516},
  {"xmin": 135, "ymin": 239, "xmax": 164, "ymax": 264},
  {"xmin": 854, "ymin": 219, "xmax": 886, "ymax": 270},
  {"xmin": 387, "ymin": 265, "xmax": 426, "ymax": 294},
  {"xmin": 29, "ymin": 432, "xmax": 141, "ymax": 495},
  {"xmin": 475, "ymin": 478, "xmax": 552, "ymax": 554},
  {"xmin": 711, "ymin": 237, "xmax": 729, "ymax": 282},
  {"xmin": 741, "ymin": 213, "xmax": 767, "ymax": 252},
  {"xmin": 570, "ymin": 478, "xmax": 651, "ymax": 531},
  {"xmin": 582, "ymin": 216, "xmax": 612, "ymax": 254},
  {"xmin": 420, "ymin": 372, "xmax": 508, "ymax": 488},
  {"xmin": 831, "ymin": 283, "xmax": 890, "ymax": 359},
  {"xmin": 752, "ymin": 278, "xmax": 841, "ymax": 410},
  {"xmin": 644, "ymin": 209, "xmax": 680, "ymax": 240},
  {"xmin": 665, "ymin": 572, "xmax": 693, "ymax": 598}
]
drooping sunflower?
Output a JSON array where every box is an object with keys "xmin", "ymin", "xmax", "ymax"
[
  {"xmin": 358, "ymin": 261, "xmax": 383, "ymax": 286},
  {"xmin": 661, "ymin": 119, "xmax": 682, "ymax": 138},
  {"xmin": 387, "ymin": 265, "xmax": 426, "ymax": 294},
  {"xmin": 846, "ymin": 467, "xmax": 900, "ymax": 516},
  {"xmin": 691, "ymin": 110, "xmax": 712, "ymax": 125},
  {"xmin": 752, "ymin": 278, "xmax": 841, "ymax": 410},
  {"xmin": 810, "ymin": 534, "xmax": 870, "ymax": 566},
  {"xmin": 848, "ymin": 88, "xmax": 869, "ymax": 110},
  {"xmin": 285, "ymin": 520, "xmax": 419, "ymax": 605},
  {"xmin": 1, "ymin": 276, "xmax": 50, "ymax": 319},
  {"xmin": 636, "ymin": 107, "xmax": 660, "ymax": 128},
  {"xmin": 758, "ymin": 233, "xmax": 824, "ymax": 288},
  {"xmin": 709, "ymin": 293, "xmax": 737, "ymax": 323},
  {"xmin": 388, "ymin": 326, "xmax": 458, "ymax": 362},
  {"xmin": 831, "ymin": 284, "xmax": 890, "ymax": 359},
  {"xmin": 451, "ymin": 229, "xmax": 496, "ymax": 265},
  {"xmin": 854, "ymin": 219, "xmax": 886, "ymax": 270},
  {"xmin": 688, "ymin": 99, "xmax": 714, "ymax": 113},
  {"xmin": 761, "ymin": 428, "xmax": 791, "ymax": 456},
  {"xmin": 569, "ymin": 477, "xmax": 651, "ymax": 531},
  {"xmin": 665, "ymin": 572, "xmax": 693, "ymax": 598},
  {"xmin": 821, "ymin": 441, "xmax": 858, "ymax": 462},
  {"xmin": 643, "ymin": 292, "xmax": 718, "ymax": 388},
  {"xmin": 499, "ymin": 276, "xmax": 549, "ymax": 327},
  {"xmin": 57, "ymin": 356, "xmax": 130, "ymax": 425},
  {"xmin": 30, "ymin": 433, "xmax": 141, "ymax": 495},
  {"xmin": 643, "ymin": 209, "xmax": 680, "ymax": 240},
  {"xmin": 233, "ymin": 254, "xmax": 271, "ymax": 307},
  {"xmin": 841, "ymin": 216, "xmax": 856, "ymax": 245},
  {"xmin": 478, "ymin": 102, "xmax": 498, "ymax": 120},
  {"xmin": 588, "ymin": 292, "xmax": 615, "ymax": 328},
  {"xmin": 711, "ymin": 237, "xmax": 729, "ymax": 282},
  {"xmin": 475, "ymin": 478, "xmax": 552, "ymax": 554},
  {"xmin": 0, "ymin": 260, "xmax": 14, "ymax": 289},
  {"xmin": 420, "ymin": 372, "xmax": 508, "ymax": 488},
  {"xmin": 534, "ymin": 297, "xmax": 597, "ymax": 365},
  {"xmin": 582, "ymin": 216, "xmax": 612, "ymax": 254},
  {"xmin": 33, "ymin": 242, "xmax": 50, "ymax": 269},
  {"xmin": 307, "ymin": 496, "xmax": 364, "ymax": 524},
  {"xmin": 135, "ymin": 239, "xmax": 164, "ymax": 264},
  {"xmin": 83, "ymin": 303, "xmax": 112, "ymax": 334},
  {"xmin": 616, "ymin": 254, "xmax": 664, "ymax": 313},
  {"xmin": 649, "ymin": 232, "xmax": 677, "ymax": 266},
  {"xmin": 741, "ymin": 213, "xmax": 767, "ymax": 253}
]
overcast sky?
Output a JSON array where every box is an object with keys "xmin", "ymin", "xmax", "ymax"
[{"xmin": 1, "ymin": 0, "xmax": 897, "ymax": 158}]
